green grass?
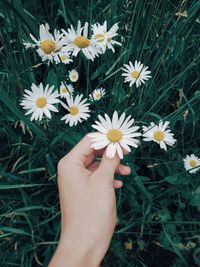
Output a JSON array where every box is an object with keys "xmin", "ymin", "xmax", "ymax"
[{"xmin": 0, "ymin": 0, "xmax": 200, "ymax": 266}]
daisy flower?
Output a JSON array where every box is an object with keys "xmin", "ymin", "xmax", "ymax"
[
  {"xmin": 68, "ymin": 69, "xmax": 79, "ymax": 82},
  {"xmin": 62, "ymin": 21, "xmax": 101, "ymax": 61},
  {"xmin": 61, "ymin": 94, "xmax": 90, "ymax": 126},
  {"xmin": 89, "ymin": 88, "xmax": 105, "ymax": 101},
  {"xmin": 24, "ymin": 23, "xmax": 63, "ymax": 63},
  {"xmin": 183, "ymin": 154, "xmax": 200, "ymax": 174},
  {"xmin": 88, "ymin": 111, "xmax": 141, "ymax": 159},
  {"xmin": 142, "ymin": 121, "xmax": 176, "ymax": 151},
  {"xmin": 122, "ymin": 60, "xmax": 151, "ymax": 87},
  {"xmin": 53, "ymin": 47, "xmax": 73, "ymax": 65},
  {"xmin": 91, "ymin": 21, "xmax": 122, "ymax": 53},
  {"xmin": 20, "ymin": 83, "xmax": 60, "ymax": 121},
  {"xmin": 59, "ymin": 82, "xmax": 74, "ymax": 98}
]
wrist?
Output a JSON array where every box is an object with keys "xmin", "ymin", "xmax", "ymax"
[{"xmin": 49, "ymin": 230, "xmax": 103, "ymax": 267}]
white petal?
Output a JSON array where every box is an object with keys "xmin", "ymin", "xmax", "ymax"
[
  {"xmin": 117, "ymin": 112, "xmax": 126, "ymax": 128},
  {"xmin": 43, "ymin": 107, "xmax": 52, "ymax": 119},
  {"xmin": 119, "ymin": 141, "xmax": 131, "ymax": 152},
  {"xmin": 91, "ymin": 140, "xmax": 110, "ymax": 150},
  {"xmin": 112, "ymin": 111, "xmax": 119, "ymax": 128},
  {"xmin": 106, "ymin": 143, "xmax": 116, "ymax": 159},
  {"xmin": 116, "ymin": 143, "xmax": 123, "ymax": 159},
  {"xmin": 160, "ymin": 141, "xmax": 167, "ymax": 151},
  {"xmin": 92, "ymin": 124, "xmax": 108, "ymax": 134}
]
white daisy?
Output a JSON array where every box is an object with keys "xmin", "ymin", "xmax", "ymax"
[
  {"xmin": 122, "ymin": 60, "xmax": 151, "ymax": 87},
  {"xmin": 20, "ymin": 83, "xmax": 60, "ymax": 121},
  {"xmin": 53, "ymin": 47, "xmax": 73, "ymax": 64},
  {"xmin": 142, "ymin": 121, "xmax": 176, "ymax": 151},
  {"xmin": 89, "ymin": 88, "xmax": 105, "ymax": 101},
  {"xmin": 25, "ymin": 23, "xmax": 63, "ymax": 63},
  {"xmin": 88, "ymin": 111, "xmax": 141, "ymax": 159},
  {"xmin": 59, "ymin": 82, "xmax": 74, "ymax": 98},
  {"xmin": 91, "ymin": 21, "xmax": 122, "ymax": 53},
  {"xmin": 183, "ymin": 154, "xmax": 200, "ymax": 174},
  {"xmin": 68, "ymin": 69, "xmax": 79, "ymax": 82},
  {"xmin": 62, "ymin": 20, "xmax": 101, "ymax": 61},
  {"xmin": 61, "ymin": 94, "xmax": 90, "ymax": 127}
]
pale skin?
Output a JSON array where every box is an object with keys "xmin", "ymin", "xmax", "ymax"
[{"xmin": 49, "ymin": 134, "xmax": 131, "ymax": 267}]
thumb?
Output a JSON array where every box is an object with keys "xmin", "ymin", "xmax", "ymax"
[{"xmin": 96, "ymin": 152, "xmax": 120, "ymax": 181}]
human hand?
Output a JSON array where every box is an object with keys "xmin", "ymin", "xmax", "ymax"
[{"xmin": 49, "ymin": 134, "xmax": 131, "ymax": 267}]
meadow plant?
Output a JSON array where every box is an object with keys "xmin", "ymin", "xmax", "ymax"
[{"xmin": 0, "ymin": 0, "xmax": 200, "ymax": 266}]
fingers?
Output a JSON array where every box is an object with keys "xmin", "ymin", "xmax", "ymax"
[
  {"xmin": 84, "ymin": 148, "xmax": 105, "ymax": 167},
  {"xmin": 70, "ymin": 134, "xmax": 92, "ymax": 157},
  {"xmin": 62, "ymin": 134, "xmax": 94, "ymax": 166},
  {"xmin": 116, "ymin": 164, "xmax": 131, "ymax": 175},
  {"xmin": 114, "ymin": 180, "xmax": 123, "ymax": 189},
  {"xmin": 60, "ymin": 133, "xmax": 130, "ymax": 182},
  {"xmin": 65, "ymin": 134, "xmax": 106, "ymax": 168},
  {"xmin": 95, "ymin": 152, "xmax": 120, "ymax": 181},
  {"xmin": 88, "ymin": 161, "xmax": 131, "ymax": 176},
  {"xmin": 89, "ymin": 161, "xmax": 129, "ymax": 188}
]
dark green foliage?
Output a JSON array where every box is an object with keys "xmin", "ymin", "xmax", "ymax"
[{"xmin": 0, "ymin": 0, "xmax": 200, "ymax": 266}]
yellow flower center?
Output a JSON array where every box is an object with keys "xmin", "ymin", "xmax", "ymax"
[
  {"xmin": 70, "ymin": 106, "xmax": 79, "ymax": 116},
  {"xmin": 36, "ymin": 97, "xmax": 47, "ymax": 108},
  {"xmin": 61, "ymin": 87, "xmax": 69, "ymax": 94},
  {"xmin": 60, "ymin": 55, "xmax": 68, "ymax": 62},
  {"xmin": 107, "ymin": 129, "xmax": 122, "ymax": 142},
  {"xmin": 131, "ymin": 70, "xmax": 140, "ymax": 79},
  {"xmin": 95, "ymin": 93, "xmax": 101, "ymax": 99},
  {"xmin": 71, "ymin": 74, "xmax": 77, "ymax": 81},
  {"xmin": 94, "ymin": 33, "xmax": 105, "ymax": 42},
  {"xmin": 189, "ymin": 160, "xmax": 197, "ymax": 168},
  {"xmin": 40, "ymin": 40, "xmax": 56, "ymax": 54},
  {"xmin": 153, "ymin": 131, "xmax": 165, "ymax": 141},
  {"xmin": 74, "ymin": 36, "xmax": 90, "ymax": 48}
]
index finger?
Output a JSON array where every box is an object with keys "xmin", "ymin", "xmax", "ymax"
[{"xmin": 62, "ymin": 134, "xmax": 95, "ymax": 166}]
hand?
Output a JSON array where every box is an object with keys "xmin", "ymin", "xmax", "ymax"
[{"xmin": 49, "ymin": 134, "xmax": 131, "ymax": 267}]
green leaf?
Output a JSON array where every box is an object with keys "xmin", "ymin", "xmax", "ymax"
[
  {"xmin": 0, "ymin": 226, "xmax": 31, "ymax": 237},
  {"xmin": 0, "ymin": 184, "xmax": 48, "ymax": 190},
  {"xmin": 2, "ymin": 0, "xmax": 38, "ymax": 33},
  {"xmin": 134, "ymin": 175, "xmax": 152, "ymax": 204},
  {"xmin": 162, "ymin": 225, "xmax": 188, "ymax": 267},
  {"xmin": 165, "ymin": 175, "xmax": 178, "ymax": 184},
  {"xmin": 189, "ymin": 192, "xmax": 200, "ymax": 209}
]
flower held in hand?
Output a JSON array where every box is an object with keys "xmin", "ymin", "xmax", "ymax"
[{"xmin": 89, "ymin": 111, "xmax": 141, "ymax": 159}]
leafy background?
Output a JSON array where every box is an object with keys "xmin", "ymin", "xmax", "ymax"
[{"xmin": 0, "ymin": 0, "xmax": 200, "ymax": 266}]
